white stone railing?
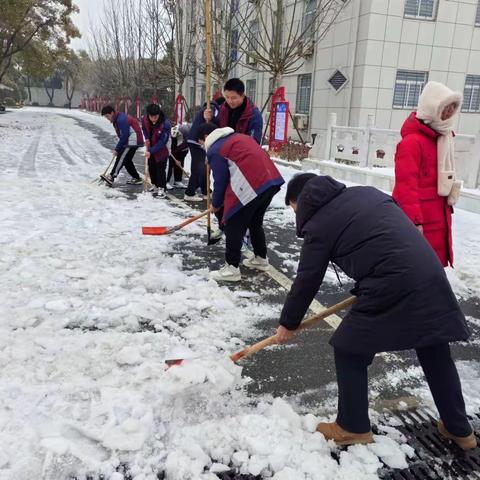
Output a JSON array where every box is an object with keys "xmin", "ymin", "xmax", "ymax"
[{"xmin": 311, "ymin": 112, "xmax": 480, "ymax": 189}]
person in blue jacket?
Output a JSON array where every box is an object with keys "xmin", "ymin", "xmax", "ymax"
[
  {"xmin": 100, "ymin": 105, "xmax": 144, "ymax": 186},
  {"xmin": 142, "ymin": 104, "xmax": 171, "ymax": 197},
  {"xmin": 184, "ymin": 94, "xmax": 225, "ymax": 202}
]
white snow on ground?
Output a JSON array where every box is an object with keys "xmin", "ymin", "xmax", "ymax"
[{"xmin": 0, "ymin": 108, "xmax": 479, "ymax": 480}]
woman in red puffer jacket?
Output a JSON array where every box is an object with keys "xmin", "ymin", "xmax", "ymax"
[{"xmin": 393, "ymin": 82, "xmax": 463, "ymax": 267}]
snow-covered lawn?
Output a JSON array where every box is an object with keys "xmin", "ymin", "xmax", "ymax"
[{"xmin": 0, "ymin": 108, "xmax": 479, "ymax": 480}]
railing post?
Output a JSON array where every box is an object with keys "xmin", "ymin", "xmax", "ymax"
[
  {"xmin": 360, "ymin": 114, "xmax": 375, "ymax": 167},
  {"xmin": 324, "ymin": 112, "xmax": 337, "ymax": 161},
  {"xmin": 473, "ymin": 131, "xmax": 480, "ymax": 189}
]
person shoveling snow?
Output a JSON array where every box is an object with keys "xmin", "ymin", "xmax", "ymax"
[{"xmin": 275, "ymin": 173, "xmax": 476, "ymax": 450}]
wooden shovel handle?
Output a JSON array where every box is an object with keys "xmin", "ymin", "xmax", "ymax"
[
  {"xmin": 170, "ymin": 154, "xmax": 190, "ymax": 178},
  {"xmin": 230, "ymin": 296, "xmax": 356, "ymax": 363}
]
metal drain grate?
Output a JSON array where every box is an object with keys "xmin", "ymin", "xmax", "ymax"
[
  {"xmin": 378, "ymin": 409, "xmax": 480, "ymax": 480},
  {"xmin": 215, "ymin": 473, "xmax": 262, "ymax": 480}
]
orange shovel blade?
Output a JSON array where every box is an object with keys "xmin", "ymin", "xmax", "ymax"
[{"xmin": 142, "ymin": 226, "xmax": 169, "ymax": 235}]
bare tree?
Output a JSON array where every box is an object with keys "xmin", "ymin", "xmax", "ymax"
[
  {"xmin": 209, "ymin": 0, "xmax": 253, "ymax": 86},
  {"xmin": 157, "ymin": 0, "xmax": 198, "ymax": 109},
  {"xmin": 86, "ymin": 0, "xmax": 177, "ymax": 116},
  {"xmin": 236, "ymin": 0, "xmax": 346, "ymax": 100}
]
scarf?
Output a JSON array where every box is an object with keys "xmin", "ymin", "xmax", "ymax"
[{"xmin": 416, "ymin": 81, "xmax": 463, "ymax": 205}]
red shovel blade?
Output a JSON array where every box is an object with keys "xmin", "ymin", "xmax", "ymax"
[
  {"xmin": 142, "ymin": 226, "xmax": 169, "ymax": 235},
  {"xmin": 165, "ymin": 359, "xmax": 184, "ymax": 369}
]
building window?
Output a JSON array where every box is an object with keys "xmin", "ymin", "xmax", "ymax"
[
  {"xmin": 476, "ymin": 1, "xmax": 480, "ymax": 26},
  {"xmin": 296, "ymin": 74, "xmax": 312, "ymax": 114},
  {"xmin": 190, "ymin": 86, "xmax": 195, "ymax": 107},
  {"xmin": 328, "ymin": 70, "xmax": 348, "ymax": 92},
  {"xmin": 230, "ymin": 29, "xmax": 239, "ymax": 61},
  {"xmin": 462, "ymin": 75, "xmax": 480, "ymax": 112},
  {"xmin": 248, "ymin": 19, "xmax": 260, "ymax": 52},
  {"xmin": 200, "ymin": 84, "xmax": 206, "ymax": 105},
  {"xmin": 246, "ymin": 79, "xmax": 257, "ymax": 104},
  {"xmin": 393, "ymin": 70, "xmax": 428, "ymax": 109},
  {"xmin": 404, "ymin": 0, "xmax": 437, "ymax": 20},
  {"xmin": 302, "ymin": 0, "xmax": 317, "ymax": 40}
]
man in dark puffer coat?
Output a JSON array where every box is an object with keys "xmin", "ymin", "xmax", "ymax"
[{"xmin": 276, "ymin": 173, "xmax": 476, "ymax": 449}]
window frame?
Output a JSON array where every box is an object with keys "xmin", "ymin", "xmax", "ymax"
[
  {"xmin": 462, "ymin": 75, "xmax": 480, "ymax": 113},
  {"xmin": 246, "ymin": 79, "xmax": 257, "ymax": 104},
  {"xmin": 403, "ymin": 0, "xmax": 438, "ymax": 21},
  {"xmin": 392, "ymin": 70, "xmax": 428, "ymax": 110},
  {"xmin": 296, "ymin": 73, "xmax": 312, "ymax": 114},
  {"xmin": 302, "ymin": 0, "xmax": 317, "ymax": 41}
]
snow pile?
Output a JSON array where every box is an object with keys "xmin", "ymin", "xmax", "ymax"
[
  {"xmin": 0, "ymin": 108, "xmax": 414, "ymax": 480},
  {"xmin": 1, "ymin": 108, "xmax": 479, "ymax": 479}
]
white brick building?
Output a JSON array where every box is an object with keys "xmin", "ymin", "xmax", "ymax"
[{"xmin": 183, "ymin": 0, "xmax": 480, "ymax": 138}]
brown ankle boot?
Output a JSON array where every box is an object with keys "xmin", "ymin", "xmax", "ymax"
[
  {"xmin": 438, "ymin": 420, "xmax": 477, "ymax": 450},
  {"xmin": 316, "ymin": 421, "xmax": 374, "ymax": 446}
]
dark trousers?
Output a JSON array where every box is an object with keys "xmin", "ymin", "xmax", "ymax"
[
  {"xmin": 148, "ymin": 156, "xmax": 168, "ymax": 189},
  {"xmin": 224, "ymin": 186, "xmax": 279, "ymax": 267},
  {"xmin": 185, "ymin": 144, "xmax": 207, "ymax": 196},
  {"xmin": 167, "ymin": 154, "xmax": 184, "ymax": 183},
  {"xmin": 112, "ymin": 147, "xmax": 140, "ymax": 179},
  {"xmin": 334, "ymin": 344, "xmax": 472, "ymax": 437}
]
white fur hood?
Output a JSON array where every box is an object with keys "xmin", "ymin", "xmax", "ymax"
[
  {"xmin": 417, "ymin": 81, "xmax": 462, "ymax": 124},
  {"xmin": 204, "ymin": 127, "xmax": 235, "ymax": 152}
]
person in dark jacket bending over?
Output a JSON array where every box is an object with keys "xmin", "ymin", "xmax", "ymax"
[
  {"xmin": 185, "ymin": 94, "xmax": 225, "ymax": 202},
  {"xmin": 101, "ymin": 105, "xmax": 144, "ymax": 186},
  {"xmin": 205, "ymin": 78, "xmax": 263, "ymax": 144},
  {"xmin": 197, "ymin": 123, "xmax": 284, "ymax": 282},
  {"xmin": 276, "ymin": 173, "xmax": 476, "ymax": 450},
  {"xmin": 142, "ymin": 104, "xmax": 171, "ymax": 197}
]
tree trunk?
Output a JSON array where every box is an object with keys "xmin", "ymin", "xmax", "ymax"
[{"xmin": 44, "ymin": 81, "xmax": 55, "ymax": 107}]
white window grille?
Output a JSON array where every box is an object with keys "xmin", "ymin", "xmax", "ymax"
[
  {"xmin": 393, "ymin": 70, "xmax": 428, "ymax": 109},
  {"xmin": 404, "ymin": 0, "xmax": 437, "ymax": 20},
  {"xmin": 462, "ymin": 75, "xmax": 480, "ymax": 112},
  {"xmin": 296, "ymin": 74, "xmax": 312, "ymax": 114},
  {"xmin": 246, "ymin": 79, "xmax": 257, "ymax": 104},
  {"xmin": 302, "ymin": 0, "xmax": 317, "ymax": 40}
]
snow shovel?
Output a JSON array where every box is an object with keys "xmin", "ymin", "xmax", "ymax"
[
  {"xmin": 170, "ymin": 153, "xmax": 190, "ymax": 178},
  {"xmin": 93, "ymin": 153, "xmax": 116, "ymax": 184},
  {"xmin": 164, "ymin": 296, "xmax": 357, "ymax": 368},
  {"xmin": 230, "ymin": 296, "xmax": 357, "ymax": 363},
  {"xmin": 142, "ymin": 209, "xmax": 209, "ymax": 235}
]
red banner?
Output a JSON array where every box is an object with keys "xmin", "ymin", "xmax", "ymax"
[
  {"xmin": 175, "ymin": 94, "xmax": 184, "ymax": 124},
  {"xmin": 269, "ymin": 87, "xmax": 289, "ymax": 151}
]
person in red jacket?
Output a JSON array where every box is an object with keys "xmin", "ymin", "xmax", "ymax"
[
  {"xmin": 393, "ymin": 82, "xmax": 463, "ymax": 267},
  {"xmin": 204, "ymin": 78, "xmax": 263, "ymax": 144},
  {"xmin": 142, "ymin": 104, "xmax": 171, "ymax": 197}
]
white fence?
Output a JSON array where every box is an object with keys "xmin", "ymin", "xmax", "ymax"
[{"xmin": 313, "ymin": 113, "xmax": 480, "ymax": 189}]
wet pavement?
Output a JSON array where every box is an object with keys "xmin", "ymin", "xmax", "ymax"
[{"xmin": 71, "ymin": 112, "xmax": 480, "ymax": 417}]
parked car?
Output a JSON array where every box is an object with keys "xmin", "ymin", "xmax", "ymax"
[{"xmin": 0, "ymin": 104, "xmax": 6, "ymax": 112}]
